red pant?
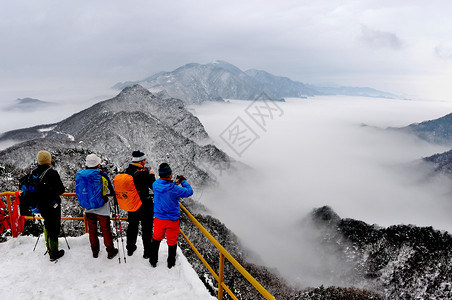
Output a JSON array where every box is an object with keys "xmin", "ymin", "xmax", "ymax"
[
  {"xmin": 153, "ymin": 218, "xmax": 180, "ymax": 246},
  {"xmin": 86, "ymin": 213, "xmax": 115, "ymax": 255}
]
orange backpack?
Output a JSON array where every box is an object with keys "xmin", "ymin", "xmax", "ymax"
[{"xmin": 113, "ymin": 173, "xmax": 142, "ymax": 212}]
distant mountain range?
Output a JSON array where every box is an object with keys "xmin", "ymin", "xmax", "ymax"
[
  {"xmin": 5, "ymin": 97, "xmax": 53, "ymax": 111},
  {"xmin": 113, "ymin": 60, "xmax": 399, "ymax": 104}
]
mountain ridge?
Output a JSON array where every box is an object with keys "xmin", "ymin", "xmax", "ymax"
[
  {"xmin": 0, "ymin": 85, "xmax": 233, "ymax": 188},
  {"xmin": 112, "ymin": 60, "xmax": 398, "ymax": 104},
  {"xmin": 390, "ymin": 112, "xmax": 452, "ymax": 146}
]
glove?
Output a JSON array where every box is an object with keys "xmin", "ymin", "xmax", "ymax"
[{"xmin": 176, "ymin": 175, "xmax": 187, "ymax": 184}]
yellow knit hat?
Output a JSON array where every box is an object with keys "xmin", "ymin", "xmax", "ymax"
[{"xmin": 37, "ymin": 151, "xmax": 52, "ymax": 165}]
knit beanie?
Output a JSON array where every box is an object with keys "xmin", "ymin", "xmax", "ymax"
[
  {"xmin": 158, "ymin": 163, "xmax": 172, "ymax": 177},
  {"xmin": 37, "ymin": 151, "xmax": 52, "ymax": 165},
  {"xmin": 132, "ymin": 150, "xmax": 146, "ymax": 162},
  {"xmin": 85, "ymin": 154, "xmax": 101, "ymax": 168}
]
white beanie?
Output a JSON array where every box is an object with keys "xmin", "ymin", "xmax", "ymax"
[{"xmin": 86, "ymin": 154, "xmax": 101, "ymax": 168}]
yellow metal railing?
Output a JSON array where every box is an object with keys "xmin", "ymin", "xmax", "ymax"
[
  {"xmin": 1, "ymin": 191, "xmax": 276, "ymax": 300},
  {"xmin": 179, "ymin": 203, "xmax": 276, "ymax": 300}
]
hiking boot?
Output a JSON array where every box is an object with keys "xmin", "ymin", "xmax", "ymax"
[
  {"xmin": 49, "ymin": 249, "xmax": 65, "ymax": 261},
  {"xmin": 143, "ymin": 251, "xmax": 150, "ymax": 259},
  {"xmin": 93, "ymin": 251, "xmax": 99, "ymax": 258},
  {"xmin": 167, "ymin": 245, "xmax": 177, "ymax": 269},
  {"xmin": 127, "ymin": 245, "xmax": 137, "ymax": 256},
  {"xmin": 167, "ymin": 260, "xmax": 175, "ymax": 269},
  {"xmin": 108, "ymin": 248, "xmax": 119, "ymax": 259},
  {"xmin": 149, "ymin": 239, "xmax": 161, "ymax": 267}
]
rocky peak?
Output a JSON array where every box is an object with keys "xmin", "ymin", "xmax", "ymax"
[{"xmin": 308, "ymin": 206, "xmax": 452, "ymax": 299}]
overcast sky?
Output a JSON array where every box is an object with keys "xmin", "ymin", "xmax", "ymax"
[{"xmin": 1, "ymin": 1, "xmax": 452, "ymax": 104}]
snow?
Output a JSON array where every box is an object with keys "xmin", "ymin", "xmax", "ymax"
[
  {"xmin": 38, "ymin": 126, "xmax": 57, "ymax": 132},
  {"xmin": 0, "ymin": 235, "xmax": 215, "ymax": 300}
]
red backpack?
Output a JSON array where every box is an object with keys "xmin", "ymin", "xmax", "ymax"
[{"xmin": 113, "ymin": 173, "xmax": 142, "ymax": 212}]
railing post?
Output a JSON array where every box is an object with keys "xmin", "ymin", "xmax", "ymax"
[
  {"xmin": 218, "ymin": 253, "xmax": 225, "ymax": 300},
  {"xmin": 83, "ymin": 214, "xmax": 89, "ymax": 234},
  {"xmin": 6, "ymin": 195, "xmax": 13, "ymax": 233}
]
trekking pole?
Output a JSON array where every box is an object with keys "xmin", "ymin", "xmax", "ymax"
[
  {"xmin": 113, "ymin": 195, "xmax": 127, "ymax": 263},
  {"xmin": 32, "ymin": 213, "xmax": 43, "ymax": 251},
  {"xmin": 109, "ymin": 198, "xmax": 122, "ymax": 264},
  {"xmin": 33, "ymin": 233, "xmax": 41, "ymax": 251},
  {"xmin": 60, "ymin": 224, "xmax": 70, "ymax": 250}
]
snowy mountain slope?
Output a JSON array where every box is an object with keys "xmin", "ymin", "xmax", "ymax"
[
  {"xmin": 389, "ymin": 112, "xmax": 452, "ymax": 146},
  {"xmin": 387, "ymin": 112, "xmax": 452, "ymax": 175},
  {"xmin": 115, "ymin": 61, "xmax": 260, "ymax": 104},
  {"xmin": 309, "ymin": 206, "xmax": 452, "ymax": 299},
  {"xmin": 0, "ymin": 235, "xmax": 215, "ymax": 300},
  {"xmin": 0, "ymin": 85, "xmax": 233, "ymax": 189},
  {"xmin": 113, "ymin": 61, "xmax": 397, "ymax": 104},
  {"xmin": 39, "ymin": 85, "xmax": 209, "ymax": 142}
]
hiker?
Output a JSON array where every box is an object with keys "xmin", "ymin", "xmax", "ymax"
[
  {"xmin": 34, "ymin": 151, "xmax": 66, "ymax": 261},
  {"xmin": 121, "ymin": 150, "xmax": 155, "ymax": 258},
  {"xmin": 149, "ymin": 163, "xmax": 193, "ymax": 268},
  {"xmin": 75, "ymin": 154, "xmax": 118, "ymax": 259}
]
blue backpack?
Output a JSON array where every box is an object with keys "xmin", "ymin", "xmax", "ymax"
[
  {"xmin": 75, "ymin": 169, "xmax": 105, "ymax": 209},
  {"xmin": 19, "ymin": 168, "xmax": 50, "ymax": 215}
]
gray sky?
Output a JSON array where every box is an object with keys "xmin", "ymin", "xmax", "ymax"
[{"xmin": 1, "ymin": 0, "xmax": 452, "ymax": 103}]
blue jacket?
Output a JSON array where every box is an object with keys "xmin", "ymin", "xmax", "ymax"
[{"xmin": 153, "ymin": 179, "xmax": 193, "ymax": 221}]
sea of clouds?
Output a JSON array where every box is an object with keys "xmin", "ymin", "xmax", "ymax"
[{"xmin": 189, "ymin": 96, "xmax": 452, "ymax": 287}]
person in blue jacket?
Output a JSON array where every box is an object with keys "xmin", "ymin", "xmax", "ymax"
[{"xmin": 149, "ymin": 163, "xmax": 193, "ymax": 268}]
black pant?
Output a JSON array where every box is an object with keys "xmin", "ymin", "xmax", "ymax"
[
  {"xmin": 41, "ymin": 204, "xmax": 61, "ymax": 241},
  {"xmin": 126, "ymin": 200, "xmax": 153, "ymax": 254}
]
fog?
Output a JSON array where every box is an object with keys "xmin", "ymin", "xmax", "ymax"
[
  {"xmin": 0, "ymin": 89, "xmax": 118, "ymax": 140},
  {"xmin": 189, "ymin": 96, "xmax": 452, "ymax": 287}
]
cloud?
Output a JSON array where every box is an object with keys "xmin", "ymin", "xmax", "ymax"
[
  {"xmin": 191, "ymin": 96, "xmax": 452, "ymax": 286},
  {"xmin": 0, "ymin": 92, "xmax": 116, "ymax": 138},
  {"xmin": 2, "ymin": 1, "xmax": 452, "ymax": 102},
  {"xmin": 435, "ymin": 43, "xmax": 452, "ymax": 60},
  {"xmin": 358, "ymin": 26, "xmax": 403, "ymax": 50}
]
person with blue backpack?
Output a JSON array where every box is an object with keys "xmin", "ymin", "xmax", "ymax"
[{"xmin": 75, "ymin": 154, "xmax": 118, "ymax": 259}]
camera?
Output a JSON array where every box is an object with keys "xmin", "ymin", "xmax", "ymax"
[{"xmin": 175, "ymin": 175, "xmax": 186, "ymax": 184}]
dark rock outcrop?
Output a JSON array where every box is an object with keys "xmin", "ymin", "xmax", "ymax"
[{"xmin": 310, "ymin": 206, "xmax": 452, "ymax": 299}]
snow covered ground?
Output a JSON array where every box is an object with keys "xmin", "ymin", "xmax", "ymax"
[{"xmin": 0, "ymin": 235, "xmax": 215, "ymax": 300}]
